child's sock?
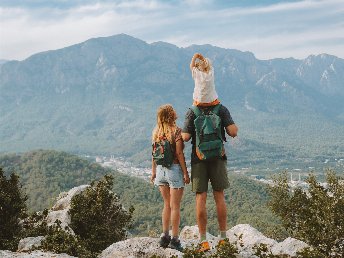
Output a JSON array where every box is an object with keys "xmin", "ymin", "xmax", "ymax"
[
  {"xmin": 164, "ymin": 230, "xmax": 169, "ymax": 237},
  {"xmin": 219, "ymin": 231, "xmax": 226, "ymax": 239}
]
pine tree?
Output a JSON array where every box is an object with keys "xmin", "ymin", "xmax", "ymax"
[
  {"xmin": 69, "ymin": 174, "xmax": 134, "ymax": 254},
  {"xmin": 0, "ymin": 167, "xmax": 28, "ymax": 250},
  {"xmin": 268, "ymin": 170, "xmax": 344, "ymax": 257}
]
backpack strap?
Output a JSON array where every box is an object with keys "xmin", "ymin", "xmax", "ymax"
[
  {"xmin": 191, "ymin": 105, "xmax": 202, "ymax": 117},
  {"xmin": 211, "ymin": 104, "xmax": 221, "ymax": 115},
  {"xmin": 192, "ymin": 104, "xmax": 221, "ymax": 116}
]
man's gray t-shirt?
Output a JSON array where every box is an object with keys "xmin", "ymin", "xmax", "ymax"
[{"xmin": 182, "ymin": 104, "xmax": 235, "ymax": 163}]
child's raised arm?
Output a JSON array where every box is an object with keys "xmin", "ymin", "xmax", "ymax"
[{"xmin": 190, "ymin": 53, "xmax": 204, "ymax": 71}]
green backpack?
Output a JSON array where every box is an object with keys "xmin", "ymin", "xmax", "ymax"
[
  {"xmin": 192, "ymin": 104, "xmax": 224, "ymax": 160},
  {"xmin": 152, "ymin": 135, "xmax": 174, "ymax": 168}
]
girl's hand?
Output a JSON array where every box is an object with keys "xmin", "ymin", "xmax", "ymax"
[
  {"xmin": 184, "ymin": 173, "xmax": 190, "ymax": 184},
  {"xmin": 150, "ymin": 173, "xmax": 156, "ymax": 184}
]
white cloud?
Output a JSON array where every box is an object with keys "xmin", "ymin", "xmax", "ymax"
[{"xmin": 0, "ymin": 0, "xmax": 343, "ymax": 60}]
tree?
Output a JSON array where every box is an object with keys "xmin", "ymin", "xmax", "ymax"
[
  {"xmin": 0, "ymin": 167, "xmax": 27, "ymax": 250},
  {"xmin": 268, "ymin": 170, "xmax": 344, "ymax": 257},
  {"xmin": 69, "ymin": 174, "xmax": 134, "ymax": 254}
]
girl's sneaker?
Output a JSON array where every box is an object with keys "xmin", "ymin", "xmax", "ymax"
[
  {"xmin": 168, "ymin": 238, "xmax": 184, "ymax": 252},
  {"xmin": 159, "ymin": 235, "xmax": 171, "ymax": 248}
]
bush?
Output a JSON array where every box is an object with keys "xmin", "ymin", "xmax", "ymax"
[
  {"xmin": 0, "ymin": 167, "xmax": 27, "ymax": 250},
  {"xmin": 40, "ymin": 220, "xmax": 94, "ymax": 258},
  {"xmin": 69, "ymin": 174, "xmax": 134, "ymax": 254},
  {"xmin": 268, "ymin": 170, "xmax": 344, "ymax": 257}
]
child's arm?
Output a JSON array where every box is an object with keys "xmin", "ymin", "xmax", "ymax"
[
  {"xmin": 190, "ymin": 53, "xmax": 203, "ymax": 71},
  {"xmin": 175, "ymin": 139, "xmax": 190, "ymax": 184}
]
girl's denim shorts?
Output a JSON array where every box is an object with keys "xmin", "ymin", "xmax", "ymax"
[{"xmin": 154, "ymin": 164, "xmax": 184, "ymax": 189}]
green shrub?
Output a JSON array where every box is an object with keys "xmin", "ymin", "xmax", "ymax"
[
  {"xmin": 41, "ymin": 220, "xmax": 94, "ymax": 258},
  {"xmin": 268, "ymin": 170, "xmax": 344, "ymax": 257},
  {"xmin": 0, "ymin": 167, "xmax": 27, "ymax": 250},
  {"xmin": 69, "ymin": 174, "xmax": 134, "ymax": 253}
]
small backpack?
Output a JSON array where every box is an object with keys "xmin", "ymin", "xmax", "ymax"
[
  {"xmin": 152, "ymin": 135, "xmax": 174, "ymax": 168},
  {"xmin": 192, "ymin": 104, "xmax": 224, "ymax": 160}
]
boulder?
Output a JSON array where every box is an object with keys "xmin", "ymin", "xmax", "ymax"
[
  {"xmin": 226, "ymin": 224, "xmax": 277, "ymax": 257},
  {"xmin": 17, "ymin": 236, "xmax": 44, "ymax": 252},
  {"xmin": 271, "ymin": 237, "xmax": 309, "ymax": 256},
  {"xmin": 51, "ymin": 185, "xmax": 90, "ymax": 211},
  {"xmin": 99, "ymin": 237, "xmax": 182, "ymax": 258},
  {"xmin": 0, "ymin": 250, "xmax": 76, "ymax": 257}
]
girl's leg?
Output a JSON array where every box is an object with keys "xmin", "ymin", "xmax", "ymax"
[
  {"xmin": 170, "ymin": 188, "xmax": 184, "ymax": 237},
  {"xmin": 159, "ymin": 185, "xmax": 171, "ymax": 234}
]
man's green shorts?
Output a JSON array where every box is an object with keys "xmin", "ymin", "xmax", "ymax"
[{"xmin": 191, "ymin": 159, "xmax": 230, "ymax": 193}]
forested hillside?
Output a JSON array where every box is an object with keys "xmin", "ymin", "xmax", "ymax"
[{"xmin": 0, "ymin": 150, "xmax": 285, "ymax": 238}]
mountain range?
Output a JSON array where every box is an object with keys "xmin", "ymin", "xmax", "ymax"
[{"xmin": 1, "ymin": 34, "xmax": 343, "ymax": 168}]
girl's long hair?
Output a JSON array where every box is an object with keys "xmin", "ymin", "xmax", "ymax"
[{"xmin": 152, "ymin": 104, "xmax": 177, "ymax": 143}]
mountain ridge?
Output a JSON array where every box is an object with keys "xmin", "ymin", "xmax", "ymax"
[{"xmin": 0, "ymin": 34, "xmax": 343, "ymax": 166}]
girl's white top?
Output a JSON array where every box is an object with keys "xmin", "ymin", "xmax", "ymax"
[{"xmin": 192, "ymin": 67, "xmax": 218, "ymax": 103}]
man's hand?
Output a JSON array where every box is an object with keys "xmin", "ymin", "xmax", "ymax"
[{"xmin": 225, "ymin": 124, "xmax": 238, "ymax": 138}]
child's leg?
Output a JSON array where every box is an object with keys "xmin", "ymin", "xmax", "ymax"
[
  {"xmin": 170, "ymin": 188, "xmax": 184, "ymax": 238},
  {"xmin": 159, "ymin": 185, "xmax": 171, "ymax": 235}
]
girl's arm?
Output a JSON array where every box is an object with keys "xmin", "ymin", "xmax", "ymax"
[
  {"xmin": 175, "ymin": 139, "xmax": 190, "ymax": 184},
  {"xmin": 151, "ymin": 157, "xmax": 157, "ymax": 184},
  {"xmin": 190, "ymin": 53, "xmax": 203, "ymax": 71}
]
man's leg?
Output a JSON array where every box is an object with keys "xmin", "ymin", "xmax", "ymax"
[
  {"xmin": 213, "ymin": 190, "xmax": 227, "ymax": 232},
  {"xmin": 196, "ymin": 192, "xmax": 207, "ymax": 238}
]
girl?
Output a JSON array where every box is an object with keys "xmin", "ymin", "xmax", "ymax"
[
  {"xmin": 151, "ymin": 104, "xmax": 190, "ymax": 251},
  {"xmin": 190, "ymin": 53, "xmax": 220, "ymax": 107}
]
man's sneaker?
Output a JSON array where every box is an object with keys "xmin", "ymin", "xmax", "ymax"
[
  {"xmin": 159, "ymin": 235, "xmax": 171, "ymax": 248},
  {"xmin": 168, "ymin": 238, "xmax": 184, "ymax": 252},
  {"xmin": 218, "ymin": 239, "xmax": 226, "ymax": 246},
  {"xmin": 198, "ymin": 241, "xmax": 210, "ymax": 252}
]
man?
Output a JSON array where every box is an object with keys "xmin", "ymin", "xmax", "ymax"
[{"xmin": 182, "ymin": 105, "xmax": 238, "ymax": 251}]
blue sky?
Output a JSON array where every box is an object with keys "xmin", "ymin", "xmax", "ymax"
[{"xmin": 0, "ymin": 0, "xmax": 343, "ymax": 60}]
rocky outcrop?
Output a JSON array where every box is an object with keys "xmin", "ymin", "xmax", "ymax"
[
  {"xmin": 101, "ymin": 224, "xmax": 309, "ymax": 257},
  {"xmin": 2, "ymin": 185, "xmax": 309, "ymax": 258},
  {"xmin": 17, "ymin": 236, "xmax": 44, "ymax": 252},
  {"xmin": 46, "ymin": 185, "xmax": 90, "ymax": 234},
  {"xmin": 0, "ymin": 250, "xmax": 76, "ymax": 257},
  {"xmin": 271, "ymin": 237, "xmax": 309, "ymax": 257},
  {"xmin": 99, "ymin": 237, "xmax": 182, "ymax": 258}
]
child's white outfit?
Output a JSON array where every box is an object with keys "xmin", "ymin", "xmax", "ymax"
[{"xmin": 192, "ymin": 66, "xmax": 218, "ymax": 104}]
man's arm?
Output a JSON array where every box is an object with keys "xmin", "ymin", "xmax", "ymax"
[{"xmin": 225, "ymin": 124, "xmax": 238, "ymax": 138}]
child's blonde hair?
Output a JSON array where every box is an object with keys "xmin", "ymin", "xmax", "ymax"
[
  {"xmin": 152, "ymin": 104, "xmax": 177, "ymax": 143},
  {"xmin": 195, "ymin": 57, "xmax": 212, "ymax": 73}
]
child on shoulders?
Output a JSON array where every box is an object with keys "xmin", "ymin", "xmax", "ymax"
[{"xmin": 190, "ymin": 53, "xmax": 220, "ymax": 107}]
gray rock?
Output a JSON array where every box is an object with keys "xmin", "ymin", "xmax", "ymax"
[
  {"xmin": 271, "ymin": 237, "xmax": 309, "ymax": 256},
  {"xmin": 17, "ymin": 236, "xmax": 44, "ymax": 252},
  {"xmin": 99, "ymin": 237, "xmax": 182, "ymax": 258},
  {"xmin": 226, "ymin": 224, "xmax": 277, "ymax": 257},
  {"xmin": 51, "ymin": 185, "xmax": 90, "ymax": 211},
  {"xmin": 0, "ymin": 250, "xmax": 76, "ymax": 257}
]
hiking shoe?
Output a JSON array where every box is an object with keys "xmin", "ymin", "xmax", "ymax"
[
  {"xmin": 168, "ymin": 238, "xmax": 184, "ymax": 252},
  {"xmin": 218, "ymin": 239, "xmax": 226, "ymax": 247},
  {"xmin": 159, "ymin": 235, "xmax": 171, "ymax": 248},
  {"xmin": 198, "ymin": 241, "xmax": 210, "ymax": 252}
]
